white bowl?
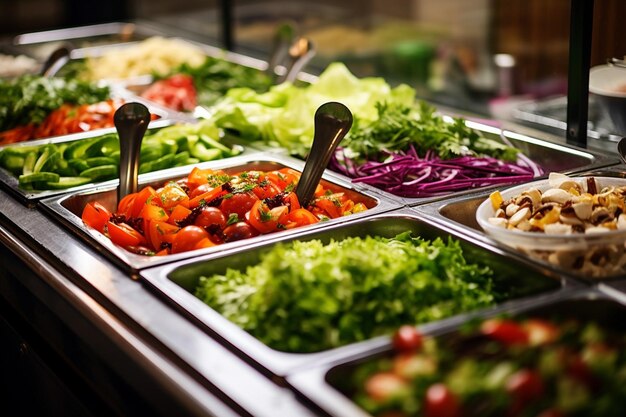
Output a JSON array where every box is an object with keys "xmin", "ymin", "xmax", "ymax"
[{"xmin": 476, "ymin": 176, "xmax": 626, "ymax": 278}]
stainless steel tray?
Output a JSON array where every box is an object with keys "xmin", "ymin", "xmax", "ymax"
[
  {"xmin": 414, "ymin": 169, "xmax": 626, "ymax": 281},
  {"xmin": 286, "ymin": 288, "xmax": 622, "ymax": 417},
  {"xmin": 60, "ymin": 36, "xmax": 317, "ymax": 90},
  {"xmin": 40, "ymin": 153, "xmax": 394, "ymax": 272},
  {"xmin": 330, "ymin": 118, "xmax": 617, "ymax": 207},
  {"xmin": 12, "ymin": 22, "xmax": 168, "ymax": 61},
  {"xmin": 139, "ymin": 208, "xmax": 575, "ymax": 379},
  {"xmin": 0, "ymin": 114, "xmax": 227, "ymax": 205}
]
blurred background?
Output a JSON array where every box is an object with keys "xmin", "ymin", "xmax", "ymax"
[{"xmin": 1, "ymin": 0, "xmax": 624, "ymax": 139}]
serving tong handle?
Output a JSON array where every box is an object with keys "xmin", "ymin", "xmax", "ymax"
[
  {"xmin": 115, "ymin": 102, "xmax": 151, "ymax": 204},
  {"xmin": 295, "ymin": 102, "xmax": 353, "ymax": 207},
  {"xmin": 40, "ymin": 45, "xmax": 72, "ymax": 77},
  {"xmin": 281, "ymin": 37, "xmax": 316, "ymax": 83}
]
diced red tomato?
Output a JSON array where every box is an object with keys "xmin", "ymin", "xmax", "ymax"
[
  {"xmin": 81, "ymin": 202, "xmax": 112, "ymax": 233},
  {"xmin": 392, "ymin": 325, "xmax": 424, "ymax": 352},
  {"xmin": 106, "ymin": 221, "xmax": 147, "ymax": 249}
]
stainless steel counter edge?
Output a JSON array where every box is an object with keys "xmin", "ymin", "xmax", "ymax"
[{"xmin": 0, "ymin": 187, "xmax": 318, "ymax": 416}]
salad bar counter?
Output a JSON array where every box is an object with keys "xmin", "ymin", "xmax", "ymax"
[{"xmin": 1, "ymin": 21, "xmax": 626, "ymax": 417}]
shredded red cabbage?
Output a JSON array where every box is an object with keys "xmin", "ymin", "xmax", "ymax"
[{"xmin": 329, "ymin": 145, "xmax": 542, "ymax": 198}]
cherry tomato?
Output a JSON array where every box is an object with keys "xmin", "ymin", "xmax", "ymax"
[
  {"xmin": 424, "ymin": 384, "xmax": 460, "ymax": 417},
  {"xmin": 171, "ymin": 225, "xmax": 209, "ymax": 254},
  {"xmin": 194, "ymin": 206, "xmax": 227, "ymax": 230},
  {"xmin": 392, "ymin": 325, "xmax": 424, "ymax": 352},
  {"xmin": 481, "ymin": 318, "xmax": 529, "ymax": 346},
  {"xmin": 81, "ymin": 202, "xmax": 112, "ymax": 233},
  {"xmin": 222, "ymin": 222, "xmax": 257, "ymax": 243},
  {"xmin": 505, "ymin": 369, "xmax": 544, "ymax": 402},
  {"xmin": 364, "ymin": 372, "xmax": 407, "ymax": 402},
  {"xmin": 219, "ymin": 192, "xmax": 258, "ymax": 219}
]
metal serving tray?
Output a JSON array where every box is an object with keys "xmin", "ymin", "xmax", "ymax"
[
  {"xmin": 0, "ymin": 114, "xmax": 219, "ymax": 205},
  {"xmin": 414, "ymin": 168, "xmax": 626, "ymax": 280},
  {"xmin": 286, "ymin": 289, "xmax": 622, "ymax": 417},
  {"xmin": 60, "ymin": 36, "xmax": 317, "ymax": 90},
  {"xmin": 139, "ymin": 208, "xmax": 575, "ymax": 380},
  {"xmin": 12, "ymin": 22, "xmax": 167, "ymax": 61},
  {"xmin": 332, "ymin": 118, "xmax": 617, "ymax": 207},
  {"xmin": 40, "ymin": 153, "xmax": 392, "ymax": 272}
]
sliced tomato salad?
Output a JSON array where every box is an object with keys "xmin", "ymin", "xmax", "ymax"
[
  {"xmin": 140, "ymin": 74, "xmax": 197, "ymax": 112},
  {"xmin": 0, "ymin": 99, "xmax": 160, "ymax": 145},
  {"xmin": 81, "ymin": 166, "xmax": 368, "ymax": 255}
]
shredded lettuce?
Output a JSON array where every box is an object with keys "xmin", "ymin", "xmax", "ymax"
[
  {"xmin": 194, "ymin": 232, "xmax": 496, "ymax": 353},
  {"xmin": 212, "ymin": 62, "xmax": 415, "ymax": 157}
]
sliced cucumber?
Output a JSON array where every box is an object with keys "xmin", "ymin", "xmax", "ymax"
[
  {"xmin": 139, "ymin": 153, "xmax": 175, "ymax": 174},
  {"xmin": 85, "ymin": 156, "xmax": 117, "ymax": 167},
  {"xmin": 19, "ymin": 172, "xmax": 60, "ymax": 185},
  {"xmin": 22, "ymin": 152, "xmax": 38, "ymax": 176},
  {"xmin": 64, "ymin": 136, "xmax": 99, "ymax": 160},
  {"xmin": 190, "ymin": 141, "xmax": 222, "ymax": 161},
  {"xmin": 68, "ymin": 158, "xmax": 90, "ymax": 173},
  {"xmin": 45, "ymin": 176, "xmax": 92, "ymax": 190},
  {"xmin": 84, "ymin": 134, "xmax": 119, "ymax": 158},
  {"xmin": 79, "ymin": 165, "xmax": 118, "ymax": 181}
]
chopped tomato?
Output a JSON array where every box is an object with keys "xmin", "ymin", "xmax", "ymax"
[
  {"xmin": 171, "ymin": 225, "xmax": 209, "ymax": 254},
  {"xmin": 130, "ymin": 186, "xmax": 158, "ymax": 218},
  {"xmin": 188, "ymin": 185, "xmax": 224, "ymax": 208},
  {"xmin": 311, "ymin": 197, "xmax": 342, "ymax": 218},
  {"xmin": 168, "ymin": 204, "xmax": 192, "ymax": 225},
  {"xmin": 81, "ymin": 202, "xmax": 112, "ymax": 233},
  {"xmin": 194, "ymin": 237, "xmax": 216, "ymax": 250},
  {"xmin": 140, "ymin": 204, "xmax": 169, "ymax": 234},
  {"xmin": 117, "ymin": 193, "xmax": 137, "ymax": 218},
  {"xmin": 157, "ymin": 182, "xmax": 189, "ymax": 209},
  {"xmin": 147, "ymin": 220, "xmax": 178, "ymax": 251},
  {"xmin": 287, "ymin": 208, "xmax": 319, "ymax": 227},
  {"xmin": 106, "ymin": 221, "xmax": 147, "ymax": 249},
  {"xmin": 248, "ymin": 200, "xmax": 288, "ymax": 234}
]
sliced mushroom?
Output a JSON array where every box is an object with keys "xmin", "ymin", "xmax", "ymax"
[
  {"xmin": 618, "ymin": 214, "xmax": 626, "ymax": 230},
  {"xmin": 571, "ymin": 201, "xmax": 593, "ymax": 220},
  {"xmin": 508, "ymin": 207, "xmax": 531, "ymax": 226},
  {"xmin": 559, "ymin": 214, "xmax": 583, "ymax": 226},
  {"xmin": 541, "ymin": 188, "xmax": 574, "ymax": 205},
  {"xmin": 505, "ymin": 203, "xmax": 520, "ymax": 217},
  {"xmin": 519, "ymin": 188, "xmax": 541, "ymax": 210},
  {"xmin": 488, "ymin": 217, "xmax": 507, "ymax": 228},
  {"xmin": 544, "ymin": 223, "xmax": 573, "ymax": 235},
  {"xmin": 589, "ymin": 206, "xmax": 612, "ymax": 225}
]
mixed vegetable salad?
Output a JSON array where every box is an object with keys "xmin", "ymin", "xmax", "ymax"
[
  {"xmin": 210, "ymin": 63, "xmax": 541, "ymax": 197},
  {"xmin": 81, "ymin": 165, "xmax": 367, "ymax": 256},
  {"xmin": 0, "ymin": 75, "xmax": 113, "ymax": 144},
  {"xmin": 0, "ymin": 120, "xmax": 239, "ymax": 191},
  {"xmin": 351, "ymin": 315, "xmax": 626, "ymax": 417},
  {"xmin": 194, "ymin": 232, "xmax": 496, "ymax": 353}
]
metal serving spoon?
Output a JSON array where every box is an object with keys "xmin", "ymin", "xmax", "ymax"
[
  {"xmin": 40, "ymin": 45, "xmax": 71, "ymax": 77},
  {"xmin": 114, "ymin": 102, "xmax": 151, "ymax": 204},
  {"xmin": 295, "ymin": 102, "xmax": 353, "ymax": 207}
]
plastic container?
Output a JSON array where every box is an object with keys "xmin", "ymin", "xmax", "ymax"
[{"xmin": 476, "ymin": 176, "xmax": 626, "ymax": 279}]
